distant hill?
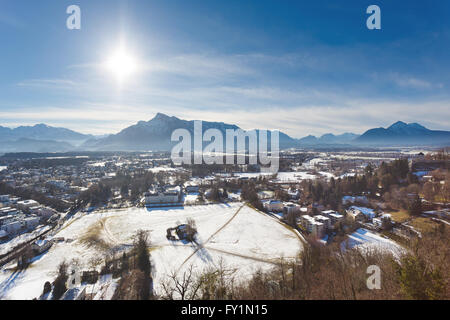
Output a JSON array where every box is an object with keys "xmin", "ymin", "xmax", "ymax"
[
  {"xmin": 0, "ymin": 123, "xmax": 92, "ymax": 142},
  {"xmin": 0, "ymin": 124, "xmax": 94, "ymax": 153},
  {"xmin": 0, "ymin": 138, "xmax": 74, "ymax": 153},
  {"xmin": 298, "ymin": 133, "xmax": 359, "ymax": 145},
  {"xmin": 83, "ymin": 113, "xmax": 299, "ymax": 151},
  {"xmin": 355, "ymin": 121, "xmax": 450, "ymax": 146}
]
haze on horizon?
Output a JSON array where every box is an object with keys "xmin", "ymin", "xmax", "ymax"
[{"xmin": 0, "ymin": 0, "xmax": 449, "ymax": 138}]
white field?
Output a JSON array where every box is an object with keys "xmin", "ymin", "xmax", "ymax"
[
  {"xmin": 341, "ymin": 228, "xmax": 404, "ymax": 259},
  {"xmin": 0, "ymin": 203, "xmax": 303, "ymax": 300}
]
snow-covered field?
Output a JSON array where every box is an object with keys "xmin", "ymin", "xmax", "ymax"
[
  {"xmin": 0, "ymin": 203, "xmax": 303, "ymax": 300},
  {"xmin": 276, "ymin": 171, "xmax": 316, "ymax": 182},
  {"xmin": 341, "ymin": 228, "xmax": 403, "ymax": 258}
]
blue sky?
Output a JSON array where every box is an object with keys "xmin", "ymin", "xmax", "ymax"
[{"xmin": 0, "ymin": 0, "xmax": 449, "ymax": 137}]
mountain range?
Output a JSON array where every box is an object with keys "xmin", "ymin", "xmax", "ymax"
[
  {"xmin": 0, "ymin": 115, "xmax": 449, "ymax": 153},
  {"xmin": 0, "ymin": 123, "xmax": 92, "ymax": 142},
  {"xmin": 0, "ymin": 124, "xmax": 93, "ymax": 153},
  {"xmin": 355, "ymin": 121, "xmax": 450, "ymax": 145}
]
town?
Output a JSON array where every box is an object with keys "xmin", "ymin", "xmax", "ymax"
[{"xmin": 0, "ymin": 147, "xmax": 448, "ymax": 300}]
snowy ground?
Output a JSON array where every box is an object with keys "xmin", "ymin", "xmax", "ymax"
[
  {"xmin": 0, "ymin": 203, "xmax": 303, "ymax": 300},
  {"xmin": 182, "ymin": 193, "xmax": 200, "ymax": 205},
  {"xmin": 341, "ymin": 228, "xmax": 404, "ymax": 258}
]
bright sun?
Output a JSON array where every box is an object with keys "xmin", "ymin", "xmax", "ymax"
[{"xmin": 105, "ymin": 48, "xmax": 138, "ymax": 83}]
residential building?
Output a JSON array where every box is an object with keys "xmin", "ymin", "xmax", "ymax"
[
  {"xmin": 145, "ymin": 186, "xmax": 181, "ymax": 205},
  {"xmin": 17, "ymin": 199, "xmax": 39, "ymax": 211},
  {"xmin": 283, "ymin": 202, "xmax": 301, "ymax": 215},
  {"xmin": 1, "ymin": 221, "xmax": 22, "ymax": 235},
  {"xmin": 263, "ymin": 200, "xmax": 284, "ymax": 212},
  {"xmin": 314, "ymin": 215, "xmax": 331, "ymax": 230},
  {"xmin": 347, "ymin": 206, "xmax": 376, "ymax": 221},
  {"xmin": 299, "ymin": 215, "xmax": 325, "ymax": 238},
  {"xmin": 22, "ymin": 216, "xmax": 40, "ymax": 230}
]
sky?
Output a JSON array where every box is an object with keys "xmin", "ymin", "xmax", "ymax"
[{"xmin": 0, "ymin": 0, "xmax": 449, "ymax": 138}]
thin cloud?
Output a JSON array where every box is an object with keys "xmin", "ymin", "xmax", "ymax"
[{"xmin": 17, "ymin": 79, "xmax": 78, "ymax": 89}]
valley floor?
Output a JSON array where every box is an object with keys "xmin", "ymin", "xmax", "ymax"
[{"xmin": 0, "ymin": 202, "xmax": 303, "ymax": 300}]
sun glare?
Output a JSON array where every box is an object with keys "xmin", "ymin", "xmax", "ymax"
[{"xmin": 105, "ymin": 48, "xmax": 138, "ymax": 83}]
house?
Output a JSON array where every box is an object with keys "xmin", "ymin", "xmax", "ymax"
[
  {"xmin": 373, "ymin": 214, "xmax": 392, "ymax": 229},
  {"xmin": 347, "ymin": 206, "xmax": 376, "ymax": 221},
  {"xmin": 175, "ymin": 224, "xmax": 189, "ymax": 240},
  {"xmin": 263, "ymin": 200, "xmax": 284, "ymax": 212},
  {"xmin": 32, "ymin": 239, "xmax": 53, "ymax": 254},
  {"xmin": 346, "ymin": 208, "xmax": 364, "ymax": 221},
  {"xmin": 175, "ymin": 224, "xmax": 197, "ymax": 241}
]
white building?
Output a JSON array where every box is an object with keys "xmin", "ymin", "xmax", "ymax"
[
  {"xmin": 0, "ymin": 207, "xmax": 18, "ymax": 216},
  {"xmin": 145, "ymin": 186, "xmax": 180, "ymax": 205},
  {"xmin": 328, "ymin": 213, "xmax": 344, "ymax": 225},
  {"xmin": 314, "ymin": 215, "xmax": 331, "ymax": 230},
  {"xmin": 283, "ymin": 202, "xmax": 301, "ymax": 215},
  {"xmin": 29, "ymin": 206, "xmax": 55, "ymax": 219},
  {"xmin": 321, "ymin": 210, "xmax": 337, "ymax": 216},
  {"xmin": 263, "ymin": 200, "xmax": 284, "ymax": 212},
  {"xmin": 299, "ymin": 215, "xmax": 325, "ymax": 238},
  {"xmin": 17, "ymin": 199, "xmax": 39, "ymax": 211},
  {"xmin": 347, "ymin": 206, "xmax": 376, "ymax": 221},
  {"xmin": 1, "ymin": 221, "xmax": 22, "ymax": 235},
  {"xmin": 22, "ymin": 216, "xmax": 40, "ymax": 230}
]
